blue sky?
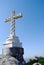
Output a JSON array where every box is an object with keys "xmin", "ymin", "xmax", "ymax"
[{"xmin": 0, "ymin": 0, "xmax": 44, "ymax": 59}]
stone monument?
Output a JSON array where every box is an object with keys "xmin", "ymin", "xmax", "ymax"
[{"xmin": 0, "ymin": 10, "xmax": 26, "ymax": 65}]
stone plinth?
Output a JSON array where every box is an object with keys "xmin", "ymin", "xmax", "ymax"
[
  {"xmin": 2, "ymin": 35, "xmax": 26, "ymax": 65},
  {"xmin": 2, "ymin": 35, "xmax": 23, "ymax": 55}
]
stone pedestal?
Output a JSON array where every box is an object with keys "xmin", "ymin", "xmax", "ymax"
[{"xmin": 2, "ymin": 35, "xmax": 26, "ymax": 65}]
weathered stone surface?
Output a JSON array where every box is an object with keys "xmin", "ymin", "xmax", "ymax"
[
  {"xmin": 0, "ymin": 55, "xmax": 19, "ymax": 65},
  {"xmin": 0, "ymin": 55, "xmax": 26, "ymax": 65}
]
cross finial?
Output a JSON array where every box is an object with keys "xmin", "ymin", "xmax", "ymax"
[{"xmin": 4, "ymin": 10, "xmax": 22, "ymax": 37}]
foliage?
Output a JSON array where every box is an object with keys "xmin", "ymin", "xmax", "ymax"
[{"xmin": 26, "ymin": 56, "xmax": 44, "ymax": 65}]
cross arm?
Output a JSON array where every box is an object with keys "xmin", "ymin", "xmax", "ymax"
[
  {"xmin": 13, "ymin": 13, "xmax": 22, "ymax": 19},
  {"xmin": 4, "ymin": 18, "xmax": 11, "ymax": 22},
  {"xmin": 4, "ymin": 13, "xmax": 22, "ymax": 22}
]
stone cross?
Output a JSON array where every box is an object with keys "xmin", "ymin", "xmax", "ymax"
[{"xmin": 4, "ymin": 10, "xmax": 22, "ymax": 36}]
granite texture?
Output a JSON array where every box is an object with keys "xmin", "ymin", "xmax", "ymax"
[
  {"xmin": 0, "ymin": 55, "xmax": 26, "ymax": 65},
  {"xmin": 0, "ymin": 55, "xmax": 19, "ymax": 65}
]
